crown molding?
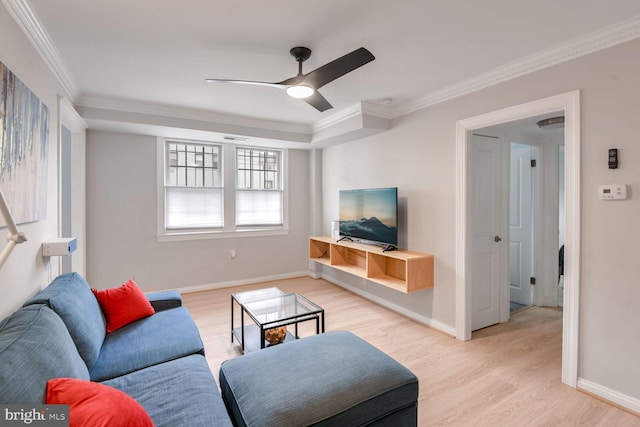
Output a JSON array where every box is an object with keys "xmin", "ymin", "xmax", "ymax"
[
  {"xmin": 78, "ymin": 97, "xmax": 391, "ymax": 148},
  {"xmin": 391, "ymin": 14, "xmax": 640, "ymax": 119},
  {"xmin": 313, "ymin": 103, "xmax": 363, "ymax": 134},
  {"xmin": 77, "ymin": 95, "xmax": 312, "ymax": 135},
  {"xmin": 2, "ymin": 0, "xmax": 80, "ymax": 101},
  {"xmin": 361, "ymin": 101, "xmax": 393, "ymax": 119},
  {"xmin": 80, "ymin": 96, "xmax": 392, "ymax": 146},
  {"xmin": 310, "ymin": 101, "xmax": 390, "ymax": 147},
  {"xmin": 313, "ymin": 101, "xmax": 391, "ymax": 134},
  {"xmin": 58, "ymin": 97, "xmax": 87, "ymax": 132}
]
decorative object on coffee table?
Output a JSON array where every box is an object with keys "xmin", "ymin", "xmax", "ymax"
[{"xmin": 265, "ymin": 326, "xmax": 287, "ymax": 345}]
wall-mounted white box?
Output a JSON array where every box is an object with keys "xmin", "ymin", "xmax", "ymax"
[{"xmin": 42, "ymin": 237, "xmax": 77, "ymax": 256}]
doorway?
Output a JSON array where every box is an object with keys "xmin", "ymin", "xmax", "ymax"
[
  {"xmin": 455, "ymin": 90, "xmax": 581, "ymax": 387},
  {"xmin": 469, "ymin": 117, "xmax": 565, "ymax": 328}
]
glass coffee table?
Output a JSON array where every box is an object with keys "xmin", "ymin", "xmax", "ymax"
[{"xmin": 231, "ymin": 287, "xmax": 325, "ymax": 353}]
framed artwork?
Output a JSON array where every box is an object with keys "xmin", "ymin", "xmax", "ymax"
[{"xmin": 0, "ymin": 61, "xmax": 50, "ymax": 227}]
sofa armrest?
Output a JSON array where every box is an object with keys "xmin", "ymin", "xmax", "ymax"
[{"xmin": 146, "ymin": 290, "xmax": 182, "ymax": 311}]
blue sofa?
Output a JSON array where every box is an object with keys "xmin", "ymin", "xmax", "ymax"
[
  {"xmin": 0, "ymin": 273, "xmax": 419, "ymax": 426},
  {"xmin": 0, "ymin": 272, "xmax": 233, "ymax": 426}
]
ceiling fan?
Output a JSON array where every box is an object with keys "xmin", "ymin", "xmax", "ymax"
[{"xmin": 206, "ymin": 47, "xmax": 375, "ymax": 112}]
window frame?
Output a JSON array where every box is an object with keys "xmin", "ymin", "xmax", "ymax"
[{"xmin": 156, "ymin": 137, "xmax": 289, "ymax": 242}]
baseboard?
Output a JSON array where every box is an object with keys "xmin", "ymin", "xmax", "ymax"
[
  {"xmin": 178, "ymin": 270, "xmax": 456, "ymax": 337},
  {"xmin": 178, "ymin": 271, "xmax": 309, "ymax": 294},
  {"xmin": 577, "ymin": 378, "xmax": 640, "ymax": 415},
  {"xmin": 316, "ymin": 271, "xmax": 456, "ymax": 337}
]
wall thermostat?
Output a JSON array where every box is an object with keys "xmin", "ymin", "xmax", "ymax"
[{"xmin": 599, "ymin": 184, "xmax": 627, "ymax": 200}]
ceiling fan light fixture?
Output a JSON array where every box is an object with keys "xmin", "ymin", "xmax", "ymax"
[
  {"xmin": 286, "ymin": 84, "xmax": 314, "ymax": 99},
  {"xmin": 537, "ymin": 116, "xmax": 565, "ymax": 129}
]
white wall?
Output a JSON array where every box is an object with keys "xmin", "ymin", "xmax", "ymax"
[
  {"xmin": 321, "ymin": 39, "xmax": 640, "ymax": 400},
  {"xmin": 322, "ymin": 109, "xmax": 456, "ymax": 327},
  {"xmin": 85, "ymin": 130, "xmax": 311, "ymax": 291},
  {"xmin": 0, "ymin": 5, "xmax": 67, "ymax": 319}
]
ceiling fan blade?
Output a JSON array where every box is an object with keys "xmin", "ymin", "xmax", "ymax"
[
  {"xmin": 304, "ymin": 91, "xmax": 333, "ymax": 112},
  {"xmin": 276, "ymin": 75, "xmax": 305, "ymax": 86},
  {"xmin": 302, "ymin": 47, "xmax": 375, "ymax": 90},
  {"xmin": 205, "ymin": 79, "xmax": 285, "ymax": 90}
]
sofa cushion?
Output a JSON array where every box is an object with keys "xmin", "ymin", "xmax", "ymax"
[
  {"xmin": 103, "ymin": 354, "xmax": 233, "ymax": 427},
  {"xmin": 92, "ymin": 279, "xmax": 155, "ymax": 333},
  {"xmin": 24, "ymin": 273, "xmax": 106, "ymax": 370},
  {"xmin": 0, "ymin": 305, "xmax": 90, "ymax": 404},
  {"xmin": 89, "ymin": 306, "xmax": 204, "ymax": 382},
  {"xmin": 47, "ymin": 378, "xmax": 154, "ymax": 427},
  {"xmin": 219, "ymin": 331, "xmax": 418, "ymax": 427}
]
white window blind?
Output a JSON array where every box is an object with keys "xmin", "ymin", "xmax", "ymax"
[
  {"xmin": 236, "ymin": 190, "xmax": 282, "ymax": 226},
  {"xmin": 164, "ymin": 141, "xmax": 223, "ymax": 230},
  {"xmin": 166, "ymin": 187, "xmax": 223, "ymax": 229},
  {"xmin": 235, "ymin": 148, "xmax": 283, "ymax": 227}
]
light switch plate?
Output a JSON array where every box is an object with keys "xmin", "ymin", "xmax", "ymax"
[{"xmin": 599, "ymin": 184, "xmax": 627, "ymax": 200}]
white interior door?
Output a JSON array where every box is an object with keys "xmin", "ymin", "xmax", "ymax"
[
  {"xmin": 509, "ymin": 144, "xmax": 534, "ymax": 306},
  {"xmin": 470, "ymin": 134, "xmax": 507, "ymax": 331}
]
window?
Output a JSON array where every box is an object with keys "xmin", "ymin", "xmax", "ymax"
[
  {"xmin": 236, "ymin": 148, "xmax": 283, "ymax": 226},
  {"xmin": 165, "ymin": 142, "xmax": 223, "ymax": 230},
  {"xmin": 159, "ymin": 139, "xmax": 286, "ymax": 239}
]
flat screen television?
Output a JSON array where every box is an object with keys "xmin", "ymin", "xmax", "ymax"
[{"xmin": 339, "ymin": 187, "xmax": 398, "ymax": 248}]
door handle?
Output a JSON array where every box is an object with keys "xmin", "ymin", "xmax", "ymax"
[{"xmin": 494, "ymin": 236, "xmax": 502, "ymax": 242}]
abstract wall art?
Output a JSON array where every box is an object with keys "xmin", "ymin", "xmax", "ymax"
[{"xmin": 0, "ymin": 61, "xmax": 50, "ymax": 227}]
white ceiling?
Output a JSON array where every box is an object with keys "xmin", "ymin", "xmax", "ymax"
[{"xmin": 21, "ymin": 1, "xmax": 640, "ymax": 134}]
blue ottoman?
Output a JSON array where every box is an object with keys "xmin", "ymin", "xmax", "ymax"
[{"xmin": 219, "ymin": 331, "xmax": 418, "ymax": 426}]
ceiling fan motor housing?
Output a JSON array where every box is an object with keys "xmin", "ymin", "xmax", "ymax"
[{"xmin": 290, "ymin": 46, "xmax": 312, "ymax": 62}]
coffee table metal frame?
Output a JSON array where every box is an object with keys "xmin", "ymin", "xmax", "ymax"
[{"xmin": 231, "ymin": 287, "xmax": 325, "ymax": 353}]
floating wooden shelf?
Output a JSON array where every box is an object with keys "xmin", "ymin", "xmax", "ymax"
[{"xmin": 309, "ymin": 236, "xmax": 434, "ymax": 293}]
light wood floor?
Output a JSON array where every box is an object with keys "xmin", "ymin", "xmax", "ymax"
[{"xmin": 182, "ymin": 276, "xmax": 640, "ymax": 426}]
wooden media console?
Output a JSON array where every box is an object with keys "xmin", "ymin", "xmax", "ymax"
[{"xmin": 309, "ymin": 236, "xmax": 434, "ymax": 293}]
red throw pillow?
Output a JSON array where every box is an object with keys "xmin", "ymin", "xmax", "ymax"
[
  {"xmin": 92, "ymin": 279, "xmax": 155, "ymax": 333},
  {"xmin": 46, "ymin": 378, "xmax": 154, "ymax": 427}
]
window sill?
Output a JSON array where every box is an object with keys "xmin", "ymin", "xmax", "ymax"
[{"xmin": 157, "ymin": 228, "xmax": 289, "ymax": 242}]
